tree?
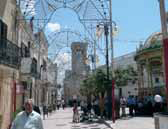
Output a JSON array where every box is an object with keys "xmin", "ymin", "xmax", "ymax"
[
  {"xmin": 80, "ymin": 74, "xmax": 96, "ymax": 104},
  {"xmin": 94, "ymin": 69, "xmax": 109, "ymax": 118},
  {"xmin": 80, "ymin": 69, "xmax": 109, "ymax": 118},
  {"xmin": 114, "ymin": 65, "xmax": 138, "ymax": 87}
]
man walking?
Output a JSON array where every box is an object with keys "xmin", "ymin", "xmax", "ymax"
[
  {"xmin": 120, "ymin": 96, "xmax": 126, "ymax": 117},
  {"xmin": 11, "ymin": 99, "xmax": 44, "ymax": 129}
]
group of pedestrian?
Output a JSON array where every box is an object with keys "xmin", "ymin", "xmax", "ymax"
[
  {"xmin": 119, "ymin": 94, "xmax": 165, "ymax": 117},
  {"xmin": 57, "ymin": 99, "xmax": 66, "ymax": 110}
]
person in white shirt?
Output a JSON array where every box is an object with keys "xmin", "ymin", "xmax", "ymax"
[
  {"xmin": 11, "ymin": 99, "xmax": 44, "ymax": 129},
  {"xmin": 154, "ymin": 94, "xmax": 163, "ymax": 112}
]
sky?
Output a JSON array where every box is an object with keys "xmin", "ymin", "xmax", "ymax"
[
  {"xmin": 112, "ymin": 0, "xmax": 161, "ymax": 57},
  {"xmin": 45, "ymin": 0, "xmax": 162, "ymax": 57},
  {"xmin": 45, "ymin": 0, "xmax": 164, "ymax": 84},
  {"xmin": 20, "ymin": 0, "xmax": 167, "ymax": 84}
]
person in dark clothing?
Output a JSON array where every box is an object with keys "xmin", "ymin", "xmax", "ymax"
[
  {"xmin": 87, "ymin": 102, "xmax": 92, "ymax": 119},
  {"xmin": 43, "ymin": 105, "xmax": 48, "ymax": 120},
  {"xmin": 115, "ymin": 96, "xmax": 120, "ymax": 119},
  {"xmin": 33, "ymin": 105, "xmax": 41, "ymax": 115}
]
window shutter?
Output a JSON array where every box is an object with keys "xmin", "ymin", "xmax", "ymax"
[
  {"xmin": 0, "ymin": 20, "xmax": 2, "ymax": 40},
  {"xmin": 3, "ymin": 23, "xmax": 7, "ymax": 39},
  {"xmin": 1, "ymin": 22, "xmax": 7, "ymax": 39}
]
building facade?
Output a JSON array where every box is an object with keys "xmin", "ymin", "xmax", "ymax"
[
  {"xmin": 135, "ymin": 32, "xmax": 164, "ymax": 97},
  {"xmin": 34, "ymin": 31, "xmax": 49, "ymax": 106},
  {"xmin": 0, "ymin": 1, "xmax": 57, "ymax": 128},
  {"xmin": 47, "ymin": 60, "xmax": 57, "ymax": 106},
  {"xmin": 64, "ymin": 42, "xmax": 89, "ymax": 104},
  {"xmin": 18, "ymin": 9, "xmax": 38, "ymax": 107},
  {"xmin": 113, "ymin": 52, "xmax": 138, "ymax": 98},
  {"xmin": 0, "ymin": 0, "xmax": 20, "ymax": 128}
]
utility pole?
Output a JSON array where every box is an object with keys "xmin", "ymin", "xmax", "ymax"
[
  {"xmin": 104, "ymin": 22, "xmax": 112, "ymax": 120},
  {"xmin": 159, "ymin": 0, "xmax": 168, "ymax": 109},
  {"xmin": 90, "ymin": 23, "xmax": 97, "ymax": 70},
  {"xmin": 93, "ymin": 39, "xmax": 97, "ymax": 70},
  {"xmin": 109, "ymin": 0, "xmax": 115, "ymax": 123},
  {"xmin": 104, "ymin": 24, "xmax": 109, "ymax": 81}
]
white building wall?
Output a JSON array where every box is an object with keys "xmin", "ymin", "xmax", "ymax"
[{"xmin": 113, "ymin": 52, "xmax": 138, "ymax": 98}]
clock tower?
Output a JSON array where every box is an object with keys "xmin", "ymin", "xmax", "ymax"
[{"xmin": 71, "ymin": 42, "xmax": 88, "ymax": 76}]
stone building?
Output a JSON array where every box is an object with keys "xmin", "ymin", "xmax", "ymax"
[
  {"xmin": 64, "ymin": 42, "xmax": 89, "ymax": 104},
  {"xmin": 135, "ymin": 32, "xmax": 164, "ymax": 97},
  {"xmin": 0, "ymin": 1, "xmax": 56, "ymax": 128},
  {"xmin": 18, "ymin": 10, "xmax": 38, "ymax": 107},
  {"xmin": 0, "ymin": 0, "xmax": 20, "ymax": 128},
  {"xmin": 47, "ymin": 60, "xmax": 57, "ymax": 106},
  {"xmin": 17, "ymin": 17, "xmax": 57, "ymax": 108},
  {"xmin": 34, "ymin": 30, "xmax": 49, "ymax": 106}
]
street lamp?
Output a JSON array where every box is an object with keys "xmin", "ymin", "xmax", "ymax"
[
  {"xmin": 96, "ymin": 20, "xmax": 117, "ymax": 120},
  {"xmin": 158, "ymin": 0, "xmax": 168, "ymax": 109}
]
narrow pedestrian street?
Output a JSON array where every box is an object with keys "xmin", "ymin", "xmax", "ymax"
[
  {"xmin": 1, "ymin": 0, "xmax": 168, "ymax": 129},
  {"xmin": 43, "ymin": 108, "xmax": 155, "ymax": 129},
  {"xmin": 43, "ymin": 108, "xmax": 113, "ymax": 129}
]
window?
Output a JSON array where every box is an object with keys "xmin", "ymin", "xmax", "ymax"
[
  {"xmin": 31, "ymin": 58, "xmax": 37, "ymax": 74},
  {"xmin": 26, "ymin": 42, "xmax": 31, "ymax": 57},
  {"xmin": 0, "ymin": 20, "xmax": 7, "ymax": 40},
  {"xmin": 0, "ymin": 20, "xmax": 7, "ymax": 55},
  {"xmin": 155, "ymin": 78, "xmax": 160, "ymax": 83},
  {"xmin": 21, "ymin": 43, "xmax": 26, "ymax": 57},
  {"xmin": 43, "ymin": 60, "xmax": 47, "ymax": 71},
  {"xmin": 21, "ymin": 42, "xmax": 30, "ymax": 57}
]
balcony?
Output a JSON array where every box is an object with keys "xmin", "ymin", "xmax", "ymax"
[
  {"xmin": 0, "ymin": 38, "xmax": 20, "ymax": 69},
  {"xmin": 21, "ymin": 57, "xmax": 38, "ymax": 78}
]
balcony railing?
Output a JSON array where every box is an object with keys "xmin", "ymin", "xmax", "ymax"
[{"xmin": 0, "ymin": 38, "xmax": 20, "ymax": 69}]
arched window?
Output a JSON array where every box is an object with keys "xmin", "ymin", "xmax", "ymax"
[{"xmin": 31, "ymin": 58, "xmax": 37, "ymax": 74}]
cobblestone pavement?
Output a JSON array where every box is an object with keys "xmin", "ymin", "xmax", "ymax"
[{"xmin": 43, "ymin": 108, "xmax": 155, "ymax": 129}]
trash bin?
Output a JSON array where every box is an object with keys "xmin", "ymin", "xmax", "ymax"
[{"xmin": 154, "ymin": 112, "xmax": 168, "ymax": 129}]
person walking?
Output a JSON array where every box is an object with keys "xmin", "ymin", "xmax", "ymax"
[
  {"xmin": 62, "ymin": 99, "xmax": 65, "ymax": 110},
  {"xmin": 73, "ymin": 102, "xmax": 79, "ymax": 123},
  {"xmin": 154, "ymin": 94, "xmax": 163, "ymax": 112},
  {"xmin": 57, "ymin": 101, "xmax": 61, "ymax": 110},
  {"xmin": 42, "ymin": 104, "xmax": 47, "ymax": 120},
  {"xmin": 11, "ymin": 99, "xmax": 44, "ymax": 129},
  {"xmin": 120, "ymin": 96, "xmax": 126, "ymax": 117},
  {"xmin": 127, "ymin": 96, "xmax": 134, "ymax": 116}
]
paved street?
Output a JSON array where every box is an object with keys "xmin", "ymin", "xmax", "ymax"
[{"xmin": 43, "ymin": 108, "xmax": 155, "ymax": 129}]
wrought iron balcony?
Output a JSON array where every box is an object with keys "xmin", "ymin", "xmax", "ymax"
[{"xmin": 0, "ymin": 38, "xmax": 20, "ymax": 69}]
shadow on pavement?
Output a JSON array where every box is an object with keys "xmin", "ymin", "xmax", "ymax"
[
  {"xmin": 98, "ymin": 119, "xmax": 113, "ymax": 129},
  {"xmin": 78, "ymin": 118, "xmax": 113, "ymax": 129},
  {"xmin": 44, "ymin": 116, "xmax": 72, "ymax": 121}
]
